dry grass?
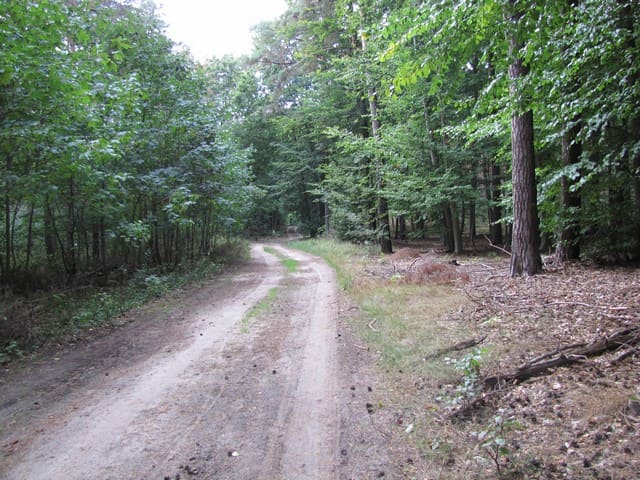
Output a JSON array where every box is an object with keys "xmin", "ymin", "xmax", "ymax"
[{"xmin": 352, "ymin": 282, "xmax": 471, "ymax": 382}]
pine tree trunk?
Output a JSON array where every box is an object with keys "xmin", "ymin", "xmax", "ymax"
[
  {"xmin": 510, "ymin": 108, "xmax": 541, "ymax": 275},
  {"xmin": 468, "ymin": 175, "xmax": 477, "ymax": 244},
  {"xmin": 66, "ymin": 176, "xmax": 77, "ymax": 279},
  {"xmin": 398, "ymin": 215, "xmax": 407, "ymax": 241},
  {"xmin": 634, "ymin": 139, "xmax": 640, "ymax": 258},
  {"xmin": 44, "ymin": 199, "xmax": 57, "ymax": 261},
  {"xmin": 508, "ymin": 5, "xmax": 541, "ymax": 276},
  {"xmin": 25, "ymin": 203, "xmax": 35, "ymax": 275},
  {"xmin": 3, "ymin": 184, "xmax": 10, "ymax": 283},
  {"xmin": 378, "ymin": 197, "xmax": 393, "ymax": 254},
  {"xmin": 441, "ymin": 204, "xmax": 454, "ymax": 252},
  {"xmin": 3, "ymin": 153, "xmax": 13, "ymax": 284},
  {"xmin": 323, "ymin": 201, "xmax": 330, "ymax": 235}
]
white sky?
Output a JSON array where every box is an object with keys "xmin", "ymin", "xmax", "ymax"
[{"xmin": 157, "ymin": 0, "xmax": 288, "ymax": 61}]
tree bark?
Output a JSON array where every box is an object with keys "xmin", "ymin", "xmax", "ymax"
[
  {"xmin": 468, "ymin": 198, "xmax": 477, "ymax": 244},
  {"xmin": 555, "ymin": 126, "xmax": 582, "ymax": 262},
  {"xmin": 397, "ymin": 215, "xmax": 407, "ymax": 241},
  {"xmin": 450, "ymin": 202, "xmax": 463, "ymax": 254},
  {"xmin": 44, "ymin": 198, "xmax": 57, "ymax": 261},
  {"xmin": 508, "ymin": 3, "xmax": 542, "ymax": 276},
  {"xmin": 66, "ymin": 176, "xmax": 77, "ymax": 279},
  {"xmin": 25, "ymin": 203, "xmax": 35, "ymax": 274},
  {"xmin": 377, "ymin": 196, "xmax": 393, "ymax": 254},
  {"xmin": 487, "ymin": 161, "xmax": 503, "ymax": 245},
  {"xmin": 323, "ymin": 200, "xmax": 330, "ymax": 235},
  {"xmin": 634, "ymin": 136, "xmax": 640, "ymax": 258}
]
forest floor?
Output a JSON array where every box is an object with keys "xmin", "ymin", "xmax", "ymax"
[
  {"xmin": 334, "ymin": 239, "xmax": 639, "ymax": 480},
  {"xmin": 0, "ymin": 238, "xmax": 638, "ymax": 480}
]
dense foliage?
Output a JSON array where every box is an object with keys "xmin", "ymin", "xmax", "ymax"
[
  {"xmin": 2, "ymin": 0, "xmax": 638, "ymax": 297},
  {"xmin": 245, "ymin": 0, "xmax": 640, "ymax": 269},
  {"xmin": 1, "ymin": 0, "xmax": 254, "ymax": 292}
]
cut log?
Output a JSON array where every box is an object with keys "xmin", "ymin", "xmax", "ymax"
[{"xmin": 484, "ymin": 327, "xmax": 640, "ymax": 389}]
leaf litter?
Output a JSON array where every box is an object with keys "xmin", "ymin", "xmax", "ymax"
[{"xmin": 360, "ymin": 247, "xmax": 639, "ymax": 479}]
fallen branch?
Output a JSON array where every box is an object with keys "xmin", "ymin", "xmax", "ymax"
[
  {"xmin": 476, "ymin": 263, "xmax": 499, "ymax": 271},
  {"xmin": 544, "ymin": 301, "xmax": 629, "ymax": 310},
  {"xmin": 484, "ymin": 327, "xmax": 640, "ymax": 389},
  {"xmin": 610, "ymin": 347, "xmax": 638, "ymax": 366},
  {"xmin": 424, "ymin": 335, "xmax": 487, "ymax": 361},
  {"xmin": 368, "ymin": 319, "xmax": 379, "ymax": 332},
  {"xmin": 522, "ymin": 341, "xmax": 588, "ymax": 368},
  {"xmin": 483, "ymin": 235, "xmax": 512, "ymax": 257}
]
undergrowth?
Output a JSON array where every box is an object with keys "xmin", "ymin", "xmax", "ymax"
[{"xmin": 0, "ymin": 240, "xmax": 249, "ymax": 363}]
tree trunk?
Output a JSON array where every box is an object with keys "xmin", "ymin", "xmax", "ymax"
[
  {"xmin": 508, "ymin": 3, "xmax": 542, "ymax": 276},
  {"xmin": 362, "ymin": 33, "xmax": 392, "ymax": 255},
  {"xmin": 3, "ymin": 153, "xmax": 12, "ymax": 284},
  {"xmin": 619, "ymin": 0, "xmax": 640, "ymax": 258},
  {"xmin": 25, "ymin": 203, "xmax": 35, "ymax": 280},
  {"xmin": 151, "ymin": 200, "xmax": 162, "ymax": 265},
  {"xmin": 442, "ymin": 205, "xmax": 454, "ymax": 252},
  {"xmin": 66, "ymin": 177, "xmax": 77, "ymax": 279},
  {"xmin": 323, "ymin": 200, "xmax": 330, "ymax": 235},
  {"xmin": 510, "ymin": 107, "xmax": 541, "ymax": 275},
  {"xmin": 378, "ymin": 197, "xmax": 393, "ymax": 254},
  {"xmin": 450, "ymin": 202, "xmax": 463, "ymax": 254},
  {"xmin": 92, "ymin": 223, "xmax": 101, "ymax": 268},
  {"xmin": 397, "ymin": 215, "xmax": 407, "ymax": 241},
  {"xmin": 468, "ymin": 198, "xmax": 477, "ymax": 244},
  {"xmin": 555, "ymin": 126, "xmax": 582, "ymax": 262},
  {"xmin": 44, "ymin": 198, "xmax": 57, "ymax": 261},
  {"xmin": 4, "ymin": 182, "xmax": 10, "ymax": 283},
  {"xmin": 488, "ymin": 162, "xmax": 503, "ymax": 245},
  {"xmin": 634, "ymin": 136, "xmax": 640, "ymax": 259}
]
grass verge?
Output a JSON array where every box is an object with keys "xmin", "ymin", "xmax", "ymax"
[
  {"xmin": 291, "ymin": 238, "xmax": 471, "ymax": 376},
  {"xmin": 291, "ymin": 238, "xmax": 481, "ymax": 475},
  {"xmin": 290, "ymin": 238, "xmax": 364, "ymax": 290}
]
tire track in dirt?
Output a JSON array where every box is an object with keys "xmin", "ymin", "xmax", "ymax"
[
  {"xmin": 0, "ymin": 243, "xmax": 341, "ymax": 480},
  {"xmin": 261, "ymin": 245, "xmax": 339, "ymax": 479}
]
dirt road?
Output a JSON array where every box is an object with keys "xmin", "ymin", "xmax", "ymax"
[{"xmin": 0, "ymin": 244, "xmax": 351, "ymax": 479}]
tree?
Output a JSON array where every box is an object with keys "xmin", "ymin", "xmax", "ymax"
[
  {"xmin": 507, "ymin": 1, "xmax": 542, "ymax": 276},
  {"xmin": 0, "ymin": 0, "xmax": 257, "ymax": 292}
]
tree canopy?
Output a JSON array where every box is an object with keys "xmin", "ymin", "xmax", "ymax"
[
  {"xmin": 2, "ymin": 0, "xmax": 638, "ymax": 293},
  {"xmin": 244, "ymin": 0, "xmax": 640, "ymax": 271},
  {"xmin": 1, "ymin": 0, "xmax": 254, "ymax": 290}
]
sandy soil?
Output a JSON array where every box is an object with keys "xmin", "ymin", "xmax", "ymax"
[{"xmin": 0, "ymin": 243, "xmax": 397, "ymax": 480}]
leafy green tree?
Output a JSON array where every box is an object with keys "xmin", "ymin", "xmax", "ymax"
[{"xmin": 0, "ymin": 0, "xmax": 257, "ymax": 293}]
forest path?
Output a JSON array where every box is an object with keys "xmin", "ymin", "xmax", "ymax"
[{"xmin": 0, "ymin": 243, "xmax": 344, "ymax": 480}]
